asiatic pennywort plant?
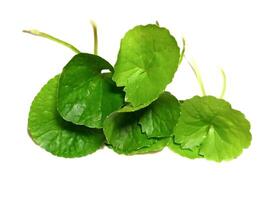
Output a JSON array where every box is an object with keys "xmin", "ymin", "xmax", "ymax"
[{"xmin": 25, "ymin": 22, "xmax": 251, "ymax": 162}]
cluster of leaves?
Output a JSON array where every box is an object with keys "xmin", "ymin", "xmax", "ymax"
[{"xmin": 26, "ymin": 23, "xmax": 251, "ymax": 161}]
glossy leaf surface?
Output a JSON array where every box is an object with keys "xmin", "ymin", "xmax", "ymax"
[
  {"xmin": 28, "ymin": 75, "xmax": 105, "ymax": 158},
  {"xmin": 58, "ymin": 53, "xmax": 124, "ymax": 128}
]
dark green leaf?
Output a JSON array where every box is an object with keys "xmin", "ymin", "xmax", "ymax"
[
  {"xmin": 103, "ymin": 111, "xmax": 156, "ymax": 154},
  {"xmin": 28, "ymin": 75, "xmax": 105, "ymax": 158},
  {"xmin": 103, "ymin": 92, "xmax": 180, "ymax": 154},
  {"xmin": 139, "ymin": 92, "xmax": 180, "ymax": 138},
  {"xmin": 58, "ymin": 53, "xmax": 124, "ymax": 128}
]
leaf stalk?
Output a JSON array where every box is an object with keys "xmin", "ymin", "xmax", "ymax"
[
  {"xmin": 220, "ymin": 68, "xmax": 227, "ymax": 99},
  {"xmin": 90, "ymin": 21, "xmax": 98, "ymax": 55},
  {"xmin": 23, "ymin": 29, "xmax": 80, "ymax": 53},
  {"xmin": 185, "ymin": 57, "xmax": 207, "ymax": 96}
]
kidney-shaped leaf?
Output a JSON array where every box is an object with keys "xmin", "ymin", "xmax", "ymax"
[
  {"xmin": 103, "ymin": 92, "xmax": 180, "ymax": 155},
  {"xmin": 170, "ymin": 96, "xmax": 251, "ymax": 162},
  {"xmin": 28, "ymin": 75, "xmax": 105, "ymax": 158},
  {"xmin": 139, "ymin": 92, "xmax": 180, "ymax": 138},
  {"xmin": 103, "ymin": 111, "xmax": 156, "ymax": 154},
  {"xmin": 113, "ymin": 24, "xmax": 180, "ymax": 108},
  {"xmin": 58, "ymin": 53, "xmax": 124, "ymax": 128}
]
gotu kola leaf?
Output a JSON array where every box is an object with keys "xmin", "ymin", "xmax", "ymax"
[
  {"xmin": 113, "ymin": 24, "xmax": 180, "ymax": 109},
  {"xmin": 169, "ymin": 96, "xmax": 251, "ymax": 162},
  {"xmin": 139, "ymin": 91, "xmax": 181, "ymax": 138},
  {"xmin": 28, "ymin": 75, "xmax": 105, "ymax": 158},
  {"xmin": 57, "ymin": 53, "xmax": 124, "ymax": 128},
  {"xmin": 103, "ymin": 92, "xmax": 180, "ymax": 155}
]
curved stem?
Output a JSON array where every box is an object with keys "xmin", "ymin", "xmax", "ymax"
[
  {"xmin": 220, "ymin": 68, "xmax": 227, "ymax": 99},
  {"xmin": 155, "ymin": 21, "xmax": 160, "ymax": 26},
  {"xmin": 23, "ymin": 29, "xmax": 80, "ymax": 53},
  {"xmin": 185, "ymin": 57, "xmax": 207, "ymax": 96},
  {"xmin": 90, "ymin": 21, "xmax": 98, "ymax": 55},
  {"xmin": 179, "ymin": 37, "xmax": 186, "ymax": 65}
]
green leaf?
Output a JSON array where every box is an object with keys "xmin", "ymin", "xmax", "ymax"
[
  {"xmin": 139, "ymin": 92, "xmax": 181, "ymax": 138},
  {"xmin": 170, "ymin": 96, "xmax": 251, "ymax": 162},
  {"xmin": 168, "ymin": 138, "xmax": 201, "ymax": 159},
  {"xmin": 103, "ymin": 111, "xmax": 156, "ymax": 154},
  {"xmin": 28, "ymin": 75, "xmax": 105, "ymax": 158},
  {"xmin": 113, "ymin": 24, "xmax": 180, "ymax": 108},
  {"xmin": 103, "ymin": 92, "xmax": 180, "ymax": 154},
  {"xmin": 131, "ymin": 137, "xmax": 170, "ymax": 155},
  {"xmin": 57, "ymin": 53, "xmax": 124, "ymax": 128}
]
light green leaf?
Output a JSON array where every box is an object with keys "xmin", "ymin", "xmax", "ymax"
[
  {"xmin": 113, "ymin": 24, "xmax": 180, "ymax": 108},
  {"xmin": 58, "ymin": 53, "xmax": 124, "ymax": 128},
  {"xmin": 170, "ymin": 96, "xmax": 251, "ymax": 162},
  {"xmin": 28, "ymin": 75, "xmax": 105, "ymax": 158},
  {"xmin": 103, "ymin": 92, "xmax": 180, "ymax": 154}
]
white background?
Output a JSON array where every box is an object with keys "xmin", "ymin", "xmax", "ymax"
[{"xmin": 0, "ymin": 0, "xmax": 266, "ymax": 199}]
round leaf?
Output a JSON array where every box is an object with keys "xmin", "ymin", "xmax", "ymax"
[
  {"xmin": 103, "ymin": 111, "xmax": 155, "ymax": 154},
  {"xmin": 139, "ymin": 92, "xmax": 180, "ymax": 138},
  {"xmin": 113, "ymin": 24, "xmax": 180, "ymax": 108},
  {"xmin": 171, "ymin": 96, "xmax": 251, "ymax": 162},
  {"xmin": 28, "ymin": 75, "xmax": 105, "ymax": 158},
  {"xmin": 58, "ymin": 53, "xmax": 124, "ymax": 128},
  {"xmin": 103, "ymin": 92, "xmax": 179, "ymax": 154}
]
